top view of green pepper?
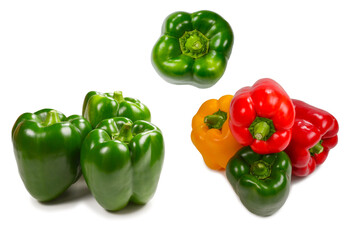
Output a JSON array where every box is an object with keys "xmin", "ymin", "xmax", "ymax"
[
  {"xmin": 152, "ymin": 10, "xmax": 234, "ymax": 88},
  {"xmin": 82, "ymin": 91, "xmax": 151, "ymax": 128}
]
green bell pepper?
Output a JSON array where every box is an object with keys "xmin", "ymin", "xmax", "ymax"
[
  {"xmin": 226, "ymin": 146, "xmax": 292, "ymax": 216},
  {"xmin": 152, "ymin": 10, "xmax": 234, "ymax": 88},
  {"xmin": 81, "ymin": 117, "xmax": 165, "ymax": 211},
  {"xmin": 82, "ymin": 91, "xmax": 151, "ymax": 128},
  {"xmin": 11, "ymin": 109, "xmax": 92, "ymax": 202}
]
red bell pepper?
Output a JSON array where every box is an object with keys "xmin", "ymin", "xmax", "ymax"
[
  {"xmin": 285, "ymin": 99, "xmax": 339, "ymax": 176},
  {"xmin": 229, "ymin": 78, "xmax": 295, "ymax": 154}
]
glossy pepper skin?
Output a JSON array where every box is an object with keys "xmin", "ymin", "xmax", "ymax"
[
  {"xmin": 81, "ymin": 117, "xmax": 164, "ymax": 211},
  {"xmin": 226, "ymin": 146, "xmax": 292, "ymax": 217},
  {"xmin": 285, "ymin": 100, "xmax": 339, "ymax": 176},
  {"xmin": 229, "ymin": 78, "xmax": 295, "ymax": 154},
  {"xmin": 82, "ymin": 91, "xmax": 151, "ymax": 128},
  {"xmin": 191, "ymin": 95, "xmax": 242, "ymax": 170},
  {"xmin": 12, "ymin": 109, "xmax": 92, "ymax": 202},
  {"xmin": 152, "ymin": 10, "xmax": 234, "ymax": 88}
]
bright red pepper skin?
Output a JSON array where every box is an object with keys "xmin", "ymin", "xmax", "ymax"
[
  {"xmin": 285, "ymin": 99, "xmax": 339, "ymax": 176},
  {"xmin": 229, "ymin": 78, "xmax": 295, "ymax": 154}
]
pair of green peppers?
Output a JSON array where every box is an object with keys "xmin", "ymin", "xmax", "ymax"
[{"xmin": 11, "ymin": 91, "xmax": 164, "ymax": 211}]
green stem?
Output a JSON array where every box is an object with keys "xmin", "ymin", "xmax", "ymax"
[
  {"xmin": 113, "ymin": 91, "xmax": 124, "ymax": 103},
  {"xmin": 204, "ymin": 110, "xmax": 227, "ymax": 129},
  {"xmin": 250, "ymin": 160, "xmax": 271, "ymax": 180},
  {"xmin": 115, "ymin": 123, "xmax": 133, "ymax": 143},
  {"xmin": 248, "ymin": 117, "xmax": 276, "ymax": 141},
  {"xmin": 253, "ymin": 121, "xmax": 270, "ymax": 140},
  {"xmin": 179, "ymin": 30, "xmax": 209, "ymax": 58},
  {"xmin": 309, "ymin": 141, "xmax": 324, "ymax": 156},
  {"xmin": 204, "ymin": 115, "xmax": 225, "ymax": 129},
  {"xmin": 185, "ymin": 36, "xmax": 203, "ymax": 51},
  {"xmin": 43, "ymin": 110, "xmax": 62, "ymax": 127}
]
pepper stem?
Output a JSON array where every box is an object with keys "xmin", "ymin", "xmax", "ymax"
[
  {"xmin": 309, "ymin": 141, "xmax": 324, "ymax": 156},
  {"xmin": 253, "ymin": 121, "xmax": 270, "ymax": 140},
  {"xmin": 113, "ymin": 91, "xmax": 124, "ymax": 103},
  {"xmin": 43, "ymin": 110, "xmax": 62, "ymax": 127},
  {"xmin": 248, "ymin": 117, "xmax": 276, "ymax": 141},
  {"xmin": 204, "ymin": 110, "xmax": 227, "ymax": 130},
  {"xmin": 186, "ymin": 36, "xmax": 203, "ymax": 51},
  {"xmin": 250, "ymin": 160, "xmax": 271, "ymax": 180},
  {"xmin": 115, "ymin": 123, "xmax": 133, "ymax": 143},
  {"xmin": 179, "ymin": 30, "xmax": 209, "ymax": 59}
]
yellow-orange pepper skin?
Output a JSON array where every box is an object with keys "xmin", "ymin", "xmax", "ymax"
[{"xmin": 191, "ymin": 95, "xmax": 242, "ymax": 170}]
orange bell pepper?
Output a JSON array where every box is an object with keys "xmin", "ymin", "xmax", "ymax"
[{"xmin": 191, "ymin": 95, "xmax": 242, "ymax": 170}]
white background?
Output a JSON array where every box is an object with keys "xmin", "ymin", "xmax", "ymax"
[{"xmin": 1, "ymin": 0, "xmax": 358, "ymax": 239}]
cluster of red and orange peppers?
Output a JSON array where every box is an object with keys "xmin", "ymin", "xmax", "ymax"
[{"xmin": 191, "ymin": 78, "xmax": 339, "ymax": 216}]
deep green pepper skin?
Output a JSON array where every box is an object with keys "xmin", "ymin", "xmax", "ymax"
[
  {"xmin": 11, "ymin": 109, "xmax": 92, "ymax": 202},
  {"xmin": 226, "ymin": 146, "xmax": 292, "ymax": 216},
  {"xmin": 82, "ymin": 91, "xmax": 151, "ymax": 128},
  {"xmin": 152, "ymin": 10, "xmax": 234, "ymax": 88},
  {"xmin": 81, "ymin": 117, "xmax": 165, "ymax": 211}
]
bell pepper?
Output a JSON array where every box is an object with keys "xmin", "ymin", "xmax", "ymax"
[
  {"xmin": 152, "ymin": 10, "xmax": 234, "ymax": 88},
  {"xmin": 191, "ymin": 95, "xmax": 242, "ymax": 170},
  {"xmin": 11, "ymin": 109, "xmax": 92, "ymax": 202},
  {"xmin": 226, "ymin": 146, "xmax": 292, "ymax": 216},
  {"xmin": 229, "ymin": 78, "xmax": 295, "ymax": 154},
  {"xmin": 285, "ymin": 99, "xmax": 339, "ymax": 176},
  {"xmin": 82, "ymin": 91, "xmax": 151, "ymax": 128},
  {"xmin": 81, "ymin": 117, "xmax": 164, "ymax": 211}
]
